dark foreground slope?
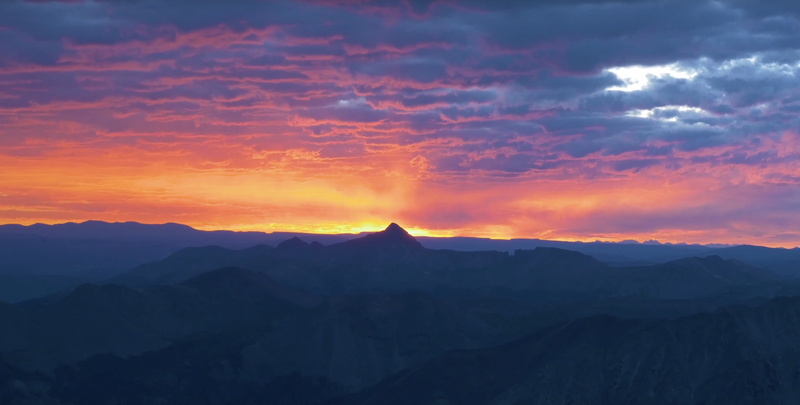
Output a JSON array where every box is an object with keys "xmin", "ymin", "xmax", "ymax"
[
  {"xmin": 0, "ymin": 290, "xmax": 517, "ymax": 405},
  {"xmin": 241, "ymin": 292, "xmax": 492, "ymax": 391},
  {"xmin": 0, "ymin": 267, "xmax": 317, "ymax": 371},
  {"xmin": 43, "ymin": 292, "xmax": 494, "ymax": 405},
  {"xmin": 337, "ymin": 296, "xmax": 800, "ymax": 405}
]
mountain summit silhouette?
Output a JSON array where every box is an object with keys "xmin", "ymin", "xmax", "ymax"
[
  {"xmin": 329, "ymin": 223, "xmax": 424, "ymax": 253},
  {"xmin": 365, "ymin": 223, "xmax": 423, "ymax": 248},
  {"xmin": 383, "ymin": 222, "xmax": 414, "ymax": 238}
]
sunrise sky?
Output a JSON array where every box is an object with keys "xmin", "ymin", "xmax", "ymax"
[{"xmin": 2, "ymin": 0, "xmax": 800, "ymax": 246}]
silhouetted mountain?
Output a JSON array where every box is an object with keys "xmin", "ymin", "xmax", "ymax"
[
  {"xmin": 331, "ymin": 223, "xmax": 423, "ymax": 252},
  {"xmin": 112, "ymin": 244, "xmax": 280, "ymax": 288},
  {"xmin": 112, "ymin": 225, "xmax": 782, "ymax": 302},
  {"xmin": 0, "ymin": 221, "xmax": 355, "ymax": 247},
  {"xmin": 513, "ymin": 247, "xmax": 605, "ymax": 269},
  {"xmin": 498, "ymin": 248, "xmax": 609, "ymax": 292},
  {"xmin": 20, "ymin": 292, "xmax": 520, "ymax": 405},
  {"xmin": 51, "ymin": 329, "xmax": 346, "ymax": 405},
  {"xmin": 277, "ymin": 236, "xmax": 310, "ymax": 251},
  {"xmin": 0, "ymin": 224, "xmax": 796, "ymax": 405},
  {"xmin": 710, "ymin": 245, "xmax": 800, "ymax": 277},
  {"xmin": 113, "ymin": 224, "xmax": 509, "ymax": 293},
  {"xmin": 337, "ymin": 295, "xmax": 800, "ymax": 405},
  {"xmin": 0, "ymin": 267, "xmax": 315, "ymax": 371},
  {"xmin": 0, "ymin": 354, "xmax": 62, "ymax": 405},
  {"xmin": 415, "ymin": 235, "xmax": 720, "ymax": 263},
  {"xmin": 0, "ymin": 221, "xmax": 360, "ymax": 302},
  {"xmin": 2, "ymin": 221, "xmax": 800, "ymax": 405},
  {"xmin": 0, "ymin": 274, "xmax": 81, "ymax": 304},
  {"xmin": 601, "ymin": 255, "xmax": 782, "ymax": 300},
  {"xmin": 418, "ymin": 237, "xmax": 800, "ymax": 273},
  {"xmin": 5, "ymin": 220, "xmax": 800, "ymax": 304},
  {"xmin": 0, "ymin": 233, "xmax": 177, "ymax": 279},
  {"xmin": 241, "ymin": 292, "xmax": 489, "ymax": 391},
  {"xmin": 478, "ymin": 250, "xmax": 779, "ymax": 301}
]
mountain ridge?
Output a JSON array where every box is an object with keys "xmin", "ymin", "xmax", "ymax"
[
  {"xmin": 0, "ymin": 266, "xmax": 316, "ymax": 372},
  {"xmin": 335, "ymin": 295, "xmax": 800, "ymax": 405}
]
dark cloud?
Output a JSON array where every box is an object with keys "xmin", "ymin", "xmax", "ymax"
[
  {"xmin": 3, "ymin": 0, "xmax": 800, "ymax": 176},
  {"xmin": 4, "ymin": 0, "xmax": 800, "ymax": 243},
  {"xmin": 613, "ymin": 158, "xmax": 659, "ymax": 172}
]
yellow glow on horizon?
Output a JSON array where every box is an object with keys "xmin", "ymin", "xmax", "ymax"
[{"xmin": 2, "ymin": 148, "xmax": 799, "ymax": 249}]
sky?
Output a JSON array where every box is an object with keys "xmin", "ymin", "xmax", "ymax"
[{"xmin": 2, "ymin": 0, "xmax": 800, "ymax": 246}]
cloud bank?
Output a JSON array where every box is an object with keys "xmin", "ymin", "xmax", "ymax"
[{"xmin": 2, "ymin": 0, "xmax": 800, "ymax": 245}]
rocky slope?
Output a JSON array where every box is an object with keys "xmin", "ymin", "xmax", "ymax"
[
  {"xmin": 0, "ymin": 267, "xmax": 316, "ymax": 371},
  {"xmin": 338, "ymin": 296, "xmax": 800, "ymax": 405}
]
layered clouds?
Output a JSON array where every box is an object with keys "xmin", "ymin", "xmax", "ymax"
[{"xmin": 2, "ymin": 0, "xmax": 800, "ymax": 245}]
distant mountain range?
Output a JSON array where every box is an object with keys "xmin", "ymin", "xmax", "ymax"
[
  {"xmin": 1, "ymin": 220, "xmax": 796, "ymax": 267},
  {"xmin": 104, "ymin": 224, "xmax": 786, "ymax": 304},
  {"xmin": 2, "ymin": 222, "xmax": 800, "ymax": 404},
  {"xmin": 0, "ymin": 220, "xmax": 743, "ymax": 248},
  {"xmin": 2, "ymin": 220, "xmax": 800, "ymax": 304}
]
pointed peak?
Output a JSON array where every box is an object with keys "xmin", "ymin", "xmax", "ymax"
[
  {"xmin": 329, "ymin": 222, "xmax": 423, "ymax": 251},
  {"xmin": 372, "ymin": 222, "xmax": 422, "ymax": 248},
  {"xmin": 277, "ymin": 236, "xmax": 310, "ymax": 250},
  {"xmin": 378, "ymin": 222, "xmax": 412, "ymax": 237},
  {"xmin": 384, "ymin": 222, "xmax": 409, "ymax": 235}
]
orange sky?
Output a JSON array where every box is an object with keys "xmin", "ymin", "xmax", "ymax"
[{"xmin": 3, "ymin": 1, "xmax": 800, "ymax": 247}]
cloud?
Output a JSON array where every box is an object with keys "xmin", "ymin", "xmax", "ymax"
[{"xmin": 3, "ymin": 0, "xmax": 800, "ymax": 244}]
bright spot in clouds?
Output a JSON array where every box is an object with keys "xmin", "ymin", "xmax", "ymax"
[
  {"xmin": 4, "ymin": 0, "xmax": 800, "ymax": 247},
  {"xmin": 606, "ymin": 63, "xmax": 700, "ymax": 92}
]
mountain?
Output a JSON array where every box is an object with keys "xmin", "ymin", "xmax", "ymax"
[
  {"xmin": 497, "ymin": 248, "xmax": 609, "ymax": 293},
  {"xmin": 18, "ymin": 291, "xmax": 522, "ymax": 405},
  {"xmin": 4, "ymin": 220, "xmax": 800, "ymax": 304},
  {"xmin": 336, "ymin": 295, "xmax": 800, "ymax": 405},
  {"xmin": 451, "ymin": 249, "xmax": 780, "ymax": 301},
  {"xmin": 0, "ymin": 354, "xmax": 63, "ymax": 405},
  {"xmin": 113, "ymin": 224, "xmax": 509, "ymax": 294},
  {"xmin": 0, "ymin": 274, "xmax": 81, "ymax": 304},
  {"xmin": 415, "ymin": 235, "xmax": 720, "ymax": 263},
  {"xmin": 0, "ymin": 233, "xmax": 178, "ymax": 280},
  {"xmin": 603, "ymin": 255, "xmax": 783, "ymax": 300},
  {"xmin": 113, "ymin": 244, "xmax": 278, "ymax": 287},
  {"xmin": 0, "ymin": 224, "xmax": 794, "ymax": 404},
  {"xmin": 113, "ymin": 225, "xmax": 782, "ymax": 302},
  {"xmin": 0, "ymin": 221, "xmax": 359, "ymax": 302},
  {"xmin": 0, "ymin": 220, "xmax": 355, "ymax": 247},
  {"xmin": 712, "ymin": 245, "xmax": 800, "ymax": 277},
  {"xmin": 0, "ymin": 267, "xmax": 316, "ymax": 371},
  {"xmin": 329, "ymin": 223, "xmax": 424, "ymax": 254},
  {"xmin": 241, "ymin": 291, "xmax": 493, "ymax": 391}
]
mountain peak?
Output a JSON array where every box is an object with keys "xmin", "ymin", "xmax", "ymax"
[
  {"xmin": 384, "ymin": 222, "xmax": 410, "ymax": 236},
  {"xmin": 276, "ymin": 236, "xmax": 319, "ymax": 255},
  {"xmin": 366, "ymin": 222, "xmax": 423, "ymax": 249},
  {"xmin": 277, "ymin": 236, "xmax": 310, "ymax": 250},
  {"xmin": 329, "ymin": 222, "xmax": 423, "ymax": 252}
]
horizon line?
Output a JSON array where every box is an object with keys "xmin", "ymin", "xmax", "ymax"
[{"xmin": 0, "ymin": 219, "xmax": 787, "ymax": 249}]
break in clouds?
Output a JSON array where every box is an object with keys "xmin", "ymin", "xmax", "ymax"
[{"xmin": 2, "ymin": 0, "xmax": 800, "ymax": 244}]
